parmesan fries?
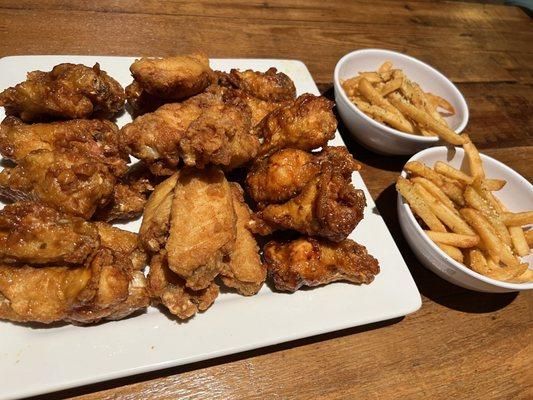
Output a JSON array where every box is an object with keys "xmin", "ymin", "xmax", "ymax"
[
  {"xmin": 396, "ymin": 140, "xmax": 532, "ymax": 283},
  {"xmin": 341, "ymin": 61, "xmax": 463, "ymax": 143}
]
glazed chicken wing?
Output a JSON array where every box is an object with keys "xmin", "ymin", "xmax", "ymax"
[
  {"xmin": 0, "ymin": 63, "xmax": 125, "ymax": 122},
  {"xmin": 256, "ymin": 94, "xmax": 337, "ymax": 156},
  {"xmin": 249, "ymin": 147, "xmax": 365, "ymax": 242},
  {"xmin": 166, "ymin": 167, "xmax": 236, "ymax": 290},
  {"xmin": 0, "ymin": 149, "xmax": 119, "ymax": 219},
  {"xmin": 0, "ymin": 201, "xmax": 99, "ymax": 265},
  {"xmin": 263, "ymin": 237, "xmax": 380, "ymax": 292},
  {"xmin": 148, "ymin": 251, "xmax": 219, "ymax": 320},
  {"xmin": 220, "ymin": 183, "xmax": 266, "ymax": 295}
]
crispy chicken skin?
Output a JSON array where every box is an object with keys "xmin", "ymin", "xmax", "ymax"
[
  {"xmin": 249, "ymin": 147, "xmax": 365, "ymax": 242},
  {"xmin": 0, "ymin": 149, "xmax": 119, "ymax": 219},
  {"xmin": 0, "ymin": 203, "xmax": 149, "ymax": 324},
  {"xmin": 166, "ymin": 167, "xmax": 236, "ymax": 290},
  {"xmin": 120, "ymin": 90, "xmax": 257, "ymax": 174},
  {"xmin": 220, "ymin": 68, "xmax": 296, "ymax": 102},
  {"xmin": 246, "ymin": 148, "xmax": 320, "ymax": 204},
  {"xmin": 139, "ymin": 173, "xmax": 179, "ymax": 253},
  {"xmin": 129, "ymin": 53, "xmax": 213, "ymax": 101},
  {"xmin": 125, "ymin": 80, "xmax": 165, "ymax": 116},
  {"xmin": 148, "ymin": 251, "xmax": 219, "ymax": 320},
  {"xmin": 0, "ymin": 63, "xmax": 125, "ymax": 122},
  {"xmin": 264, "ymin": 237, "xmax": 380, "ymax": 292},
  {"xmin": 0, "ymin": 117, "xmax": 125, "ymax": 163},
  {"xmin": 220, "ymin": 183, "xmax": 266, "ymax": 295},
  {"xmin": 0, "ymin": 201, "xmax": 99, "ymax": 265},
  {"xmin": 256, "ymin": 94, "xmax": 337, "ymax": 156}
]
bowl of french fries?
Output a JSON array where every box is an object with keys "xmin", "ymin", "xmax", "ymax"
[
  {"xmin": 334, "ymin": 49, "xmax": 468, "ymax": 155},
  {"xmin": 396, "ymin": 141, "xmax": 532, "ymax": 292}
]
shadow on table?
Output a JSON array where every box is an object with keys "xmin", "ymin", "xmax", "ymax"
[
  {"xmin": 32, "ymin": 316, "xmax": 403, "ymax": 400},
  {"xmin": 374, "ymin": 183, "xmax": 518, "ymax": 313}
]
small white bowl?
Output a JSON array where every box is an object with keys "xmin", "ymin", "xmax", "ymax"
[
  {"xmin": 334, "ymin": 49, "xmax": 469, "ymax": 155},
  {"xmin": 398, "ymin": 146, "xmax": 533, "ymax": 293}
]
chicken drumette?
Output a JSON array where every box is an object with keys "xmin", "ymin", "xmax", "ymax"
[{"xmin": 0, "ymin": 63, "xmax": 125, "ymax": 122}]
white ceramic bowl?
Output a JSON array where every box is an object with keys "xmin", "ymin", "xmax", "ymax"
[
  {"xmin": 334, "ymin": 49, "xmax": 469, "ymax": 155},
  {"xmin": 398, "ymin": 146, "xmax": 533, "ymax": 293}
]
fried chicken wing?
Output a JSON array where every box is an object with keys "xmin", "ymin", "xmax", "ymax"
[
  {"xmin": 0, "ymin": 117, "xmax": 124, "ymax": 163},
  {"xmin": 125, "ymin": 80, "xmax": 165, "ymax": 116},
  {"xmin": 0, "ymin": 201, "xmax": 99, "ymax": 265},
  {"xmin": 0, "ymin": 63, "xmax": 125, "ymax": 122},
  {"xmin": 246, "ymin": 148, "xmax": 320, "ymax": 204},
  {"xmin": 256, "ymin": 94, "xmax": 337, "ymax": 156},
  {"xmin": 264, "ymin": 237, "xmax": 380, "ymax": 292},
  {"xmin": 148, "ymin": 251, "xmax": 219, "ymax": 320},
  {"xmin": 120, "ymin": 90, "xmax": 257, "ymax": 174},
  {"xmin": 166, "ymin": 167, "xmax": 236, "ymax": 290},
  {"xmin": 220, "ymin": 183, "xmax": 266, "ymax": 295},
  {"xmin": 0, "ymin": 149, "xmax": 119, "ymax": 219},
  {"xmin": 250, "ymin": 147, "xmax": 365, "ymax": 242}
]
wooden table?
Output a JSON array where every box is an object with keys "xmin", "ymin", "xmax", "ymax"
[{"xmin": 1, "ymin": 1, "xmax": 531, "ymax": 399}]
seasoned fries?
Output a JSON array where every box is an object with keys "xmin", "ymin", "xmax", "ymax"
[
  {"xmin": 341, "ymin": 61, "xmax": 459, "ymax": 140},
  {"xmin": 397, "ymin": 140, "xmax": 532, "ymax": 283}
]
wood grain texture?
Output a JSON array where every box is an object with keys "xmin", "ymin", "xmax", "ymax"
[{"xmin": 1, "ymin": 1, "xmax": 531, "ymax": 399}]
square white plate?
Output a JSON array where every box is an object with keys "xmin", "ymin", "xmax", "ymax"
[{"xmin": 0, "ymin": 56, "xmax": 421, "ymax": 400}]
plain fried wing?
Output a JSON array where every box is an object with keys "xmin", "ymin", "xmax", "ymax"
[
  {"xmin": 220, "ymin": 183, "xmax": 266, "ymax": 295},
  {"xmin": 148, "ymin": 251, "xmax": 219, "ymax": 320},
  {"xmin": 263, "ymin": 237, "xmax": 380, "ymax": 292},
  {"xmin": 256, "ymin": 94, "xmax": 337, "ymax": 156},
  {"xmin": 0, "ymin": 201, "xmax": 99, "ymax": 265},
  {"xmin": 0, "ymin": 63, "xmax": 125, "ymax": 122},
  {"xmin": 166, "ymin": 167, "xmax": 236, "ymax": 290},
  {"xmin": 221, "ymin": 68, "xmax": 296, "ymax": 102}
]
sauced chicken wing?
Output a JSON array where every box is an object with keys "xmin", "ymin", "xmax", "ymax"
[
  {"xmin": 0, "ymin": 63, "xmax": 125, "ymax": 122},
  {"xmin": 0, "ymin": 149, "xmax": 119, "ymax": 219},
  {"xmin": 256, "ymin": 94, "xmax": 337, "ymax": 156},
  {"xmin": 246, "ymin": 148, "xmax": 320, "ymax": 204},
  {"xmin": 166, "ymin": 167, "xmax": 236, "ymax": 290},
  {"xmin": 0, "ymin": 201, "xmax": 99, "ymax": 265},
  {"xmin": 263, "ymin": 237, "xmax": 380, "ymax": 292},
  {"xmin": 120, "ymin": 90, "xmax": 257, "ymax": 174},
  {"xmin": 148, "ymin": 251, "xmax": 219, "ymax": 320},
  {"xmin": 0, "ymin": 117, "xmax": 124, "ymax": 163},
  {"xmin": 249, "ymin": 147, "xmax": 365, "ymax": 242},
  {"xmin": 220, "ymin": 184, "xmax": 266, "ymax": 296}
]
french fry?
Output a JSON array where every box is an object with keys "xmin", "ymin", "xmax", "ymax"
[
  {"xmin": 425, "ymin": 231, "xmax": 479, "ymax": 247},
  {"xmin": 436, "ymin": 243, "xmax": 464, "ymax": 262},
  {"xmin": 414, "ymin": 183, "xmax": 474, "ymax": 235},
  {"xmin": 434, "ymin": 161, "xmax": 474, "ymax": 185},
  {"xmin": 486, "ymin": 258, "xmax": 528, "ymax": 282},
  {"xmin": 462, "ymin": 137, "xmax": 485, "ymax": 179},
  {"xmin": 396, "ymin": 177, "xmax": 447, "ymax": 232},
  {"xmin": 510, "ymin": 268, "xmax": 533, "ymax": 283},
  {"xmin": 378, "ymin": 61, "xmax": 393, "ymax": 73},
  {"xmin": 353, "ymin": 99, "xmax": 416, "ymax": 133},
  {"xmin": 388, "ymin": 93, "xmax": 465, "ymax": 145},
  {"xmin": 380, "ymin": 77, "xmax": 403, "ymax": 96},
  {"xmin": 472, "ymin": 178, "xmax": 503, "ymax": 214},
  {"xmin": 460, "ymin": 208, "xmax": 519, "ymax": 267},
  {"xmin": 466, "ymin": 249, "xmax": 489, "ymax": 275},
  {"xmin": 410, "ymin": 177, "xmax": 457, "ymax": 214},
  {"xmin": 501, "ymin": 211, "xmax": 533, "ymax": 227},
  {"xmin": 404, "ymin": 161, "xmax": 443, "ymax": 185},
  {"xmin": 509, "ymin": 226, "xmax": 529, "ymax": 257},
  {"xmin": 464, "ymin": 186, "xmax": 512, "ymax": 245},
  {"xmin": 483, "ymin": 179, "xmax": 506, "ymax": 191},
  {"xmin": 424, "ymin": 92, "xmax": 455, "ymax": 115},
  {"xmin": 526, "ymin": 230, "xmax": 533, "ymax": 246}
]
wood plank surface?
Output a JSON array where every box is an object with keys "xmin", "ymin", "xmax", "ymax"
[{"xmin": 0, "ymin": 1, "xmax": 531, "ymax": 399}]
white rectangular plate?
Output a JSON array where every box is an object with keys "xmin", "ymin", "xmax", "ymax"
[{"xmin": 0, "ymin": 56, "xmax": 421, "ymax": 400}]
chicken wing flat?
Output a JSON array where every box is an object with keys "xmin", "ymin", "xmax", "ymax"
[
  {"xmin": 0, "ymin": 63, "xmax": 125, "ymax": 122},
  {"xmin": 128, "ymin": 53, "xmax": 213, "ymax": 103},
  {"xmin": 256, "ymin": 94, "xmax": 337, "ymax": 157},
  {"xmin": 148, "ymin": 251, "xmax": 219, "ymax": 320},
  {"xmin": 120, "ymin": 90, "xmax": 257, "ymax": 174},
  {"xmin": 250, "ymin": 147, "xmax": 365, "ymax": 242},
  {"xmin": 220, "ymin": 183, "xmax": 266, "ymax": 296},
  {"xmin": 166, "ymin": 167, "xmax": 236, "ymax": 290},
  {"xmin": 0, "ymin": 116, "xmax": 124, "ymax": 163},
  {"xmin": 0, "ymin": 149, "xmax": 119, "ymax": 219},
  {"xmin": 246, "ymin": 148, "xmax": 320, "ymax": 204},
  {"xmin": 139, "ymin": 173, "xmax": 179, "ymax": 253},
  {"xmin": 263, "ymin": 237, "xmax": 380, "ymax": 292},
  {"xmin": 0, "ymin": 201, "xmax": 99, "ymax": 265}
]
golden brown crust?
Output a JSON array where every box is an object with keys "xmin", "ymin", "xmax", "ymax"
[{"xmin": 263, "ymin": 237, "xmax": 380, "ymax": 292}]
